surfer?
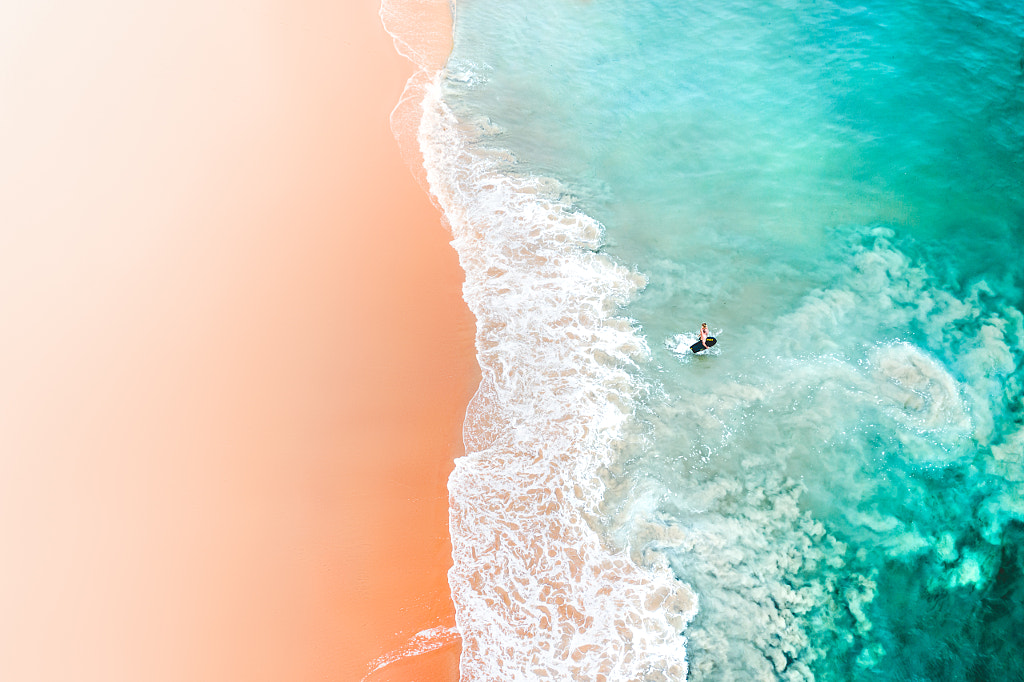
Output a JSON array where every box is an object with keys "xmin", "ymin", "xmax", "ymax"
[{"xmin": 687, "ymin": 323, "xmax": 716, "ymax": 354}]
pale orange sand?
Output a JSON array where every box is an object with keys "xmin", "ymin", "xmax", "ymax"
[{"xmin": 0, "ymin": 1, "xmax": 473, "ymax": 681}]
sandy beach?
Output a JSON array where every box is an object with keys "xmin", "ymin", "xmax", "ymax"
[{"xmin": 0, "ymin": 1, "xmax": 471, "ymax": 681}]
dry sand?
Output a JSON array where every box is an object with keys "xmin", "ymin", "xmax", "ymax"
[{"xmin": 0, "ymin": 1, "xmax": 472, "ymax": 680}]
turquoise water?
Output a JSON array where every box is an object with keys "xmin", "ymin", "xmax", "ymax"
[{"xmin": 432, "ymin": 0, "xmax": 1024, "ymax": 678}]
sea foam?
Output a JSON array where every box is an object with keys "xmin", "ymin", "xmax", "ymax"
[{"xmin": 419, "ymin": 76, "xmax": 697, "ymax": 680}]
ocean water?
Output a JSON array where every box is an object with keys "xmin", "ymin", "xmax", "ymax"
[{"xmin": 417, "ymin": 0, "xmax": 1024, "ymax": 679}]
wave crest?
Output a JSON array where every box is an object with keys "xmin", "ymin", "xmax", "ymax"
[{"xmin": 420, "ymin": 76, "xmax": 697, "ymax": 680}]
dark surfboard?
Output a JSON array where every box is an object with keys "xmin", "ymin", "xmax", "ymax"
[{"xmin": 690, "ymin": 337, "xmax": 717, "ymax": 354}]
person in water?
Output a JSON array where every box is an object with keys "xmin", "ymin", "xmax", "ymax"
[{"xmin": 699, "ymin": 322, "xmax": 709, "ymax": 349}]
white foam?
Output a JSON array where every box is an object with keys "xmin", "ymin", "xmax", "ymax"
[
  {"xmin": 420, "ymin": 76, "xmax": 697, "ymax": 680},
  {"xmin": 361, "ymin": 626, "xmax": 460, "ymax": 681},
  {"xmin": 378, "ymin": 0, "xmax": 454, "ymax": 193}
]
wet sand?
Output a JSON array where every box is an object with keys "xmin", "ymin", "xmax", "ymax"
[{"xmin": 0, "ymin": 1, "xmax": 471, "ymax": 681}]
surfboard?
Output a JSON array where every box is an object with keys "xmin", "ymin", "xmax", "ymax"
[{"xmin": 690, "ymin": 337, "xmax": 717, "ymax": 353}]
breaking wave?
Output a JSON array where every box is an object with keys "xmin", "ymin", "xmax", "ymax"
[{"xmin": 420, "ymin": 77, "xmax": 697, "ymax": 680}]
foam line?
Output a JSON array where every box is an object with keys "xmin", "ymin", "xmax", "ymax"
[
  {"xmin": 420, "ymin": 76, "xmax": 697, "ymax": 680},
  {"xmin": 361, "ymin": 626, "xmax": 461, "ymax": 681}
]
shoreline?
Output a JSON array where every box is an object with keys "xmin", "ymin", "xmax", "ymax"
[{"xmin": 0, "ymin": 1, "xmax": 475, "ymax": 681}]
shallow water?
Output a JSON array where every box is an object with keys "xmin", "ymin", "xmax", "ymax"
[{"xmin": 428, "ymin": 0, "xmax": 1024, "ymax": 678}]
